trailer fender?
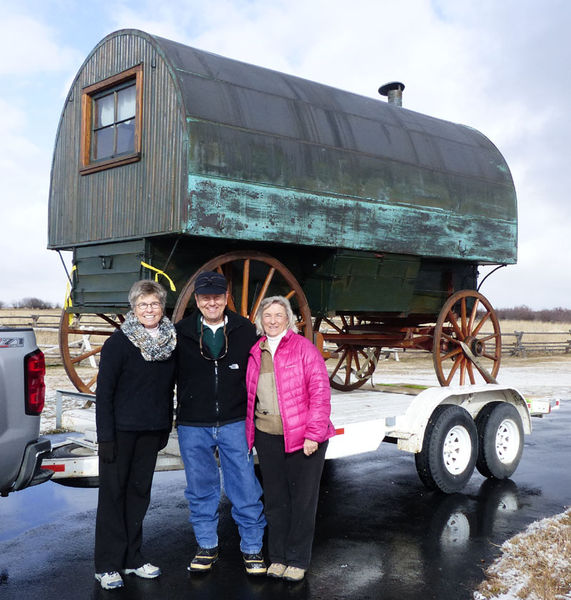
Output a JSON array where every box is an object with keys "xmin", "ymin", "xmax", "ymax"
[{"xmin": 393, "ymin": 384, "xmax": 531, "ymax": 454}]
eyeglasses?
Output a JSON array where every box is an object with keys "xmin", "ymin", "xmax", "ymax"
[
  {"xmin": 136, "ymin": 302, "xmax": 161, "ymax": 310},
  {"xmin": 199, "ymin": 321, "xmax": 228, "ymax": 361}
]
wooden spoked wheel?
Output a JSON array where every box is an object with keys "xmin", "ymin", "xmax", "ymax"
[
  {"xmin": 172, "ymin": 251, "xmax": 312, "ymax": 340},
  {"xmin": 59, "ymin": 311, "xmax": 124, "ymax": 394},
  {"xmin": 432, "ymin": 290, "xmax": 501, "ymax": 386},
  {"xmin": 314, "ymin": 315, "xmax": 381, "ymax": 391}
]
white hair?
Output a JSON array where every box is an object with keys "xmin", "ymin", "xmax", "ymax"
[{"xmin": 254, "ymin": 296, "xmax": 296, "ymax": 335}]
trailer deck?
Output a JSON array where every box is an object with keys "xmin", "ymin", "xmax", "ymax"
[{"xmin": 42, "ymin": 384, "xmax": 558, "ymax": 493}]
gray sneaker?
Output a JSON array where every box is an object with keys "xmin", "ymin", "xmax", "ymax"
[
  {"xmin": 124, "ymin": 563, "xmax": 161, "ymax": 578},
  {"xmin": 283, "ymin": 566, "xmax": 306, "ymax": 581},
  {"xmin": 95, "ymin": 571, "xmax": 124, "ymax": 589}
]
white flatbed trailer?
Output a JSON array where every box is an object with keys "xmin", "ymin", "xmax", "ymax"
[{"xmin": 42, "ymin": 384, "xmax": 559, "ymax": 494}]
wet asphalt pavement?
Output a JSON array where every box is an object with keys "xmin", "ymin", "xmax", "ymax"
[{"xmin": 1, "ymin": 401, "xmax": 570, "ymax": 600}]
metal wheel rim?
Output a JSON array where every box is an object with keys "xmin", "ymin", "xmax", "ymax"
[
  {"xmin": 442, "ymin": 425, "xmax": 473, "ymax": 475},
  {"xmin": 495, "ymin": 419, "xmax": 520, "ymax": 464},
  {"xmin": 440, "ymin": 512, "xmax": 470, "ymax": 547}
]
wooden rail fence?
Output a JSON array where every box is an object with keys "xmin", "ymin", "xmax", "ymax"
[
  {"xmin": 1, "ymin": 314, "xmax": 570, "ymax": 358},
  {"xmin": 502, "ymin": 331, "xmax": 571, "ymax": 356},
  {"xmin": 0, "ymin": 313, "xmax": 61, "ymax": 329}
]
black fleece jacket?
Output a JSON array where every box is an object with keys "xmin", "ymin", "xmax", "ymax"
[
  {"xmin": 95, "ymin": 330, "xmax": 176, "ymax": 443},
  {"xmin": 175, "ymin": 309, "xmax": 258, "ymax": 426}
]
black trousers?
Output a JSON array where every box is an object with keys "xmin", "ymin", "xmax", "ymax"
[
  {"xmin": 94, "ymin": 430, "xmax": 162, "ymax": 573},
  {"xmin": 254, "ymin": 429, "xmax": 328, "ymax": 570}
]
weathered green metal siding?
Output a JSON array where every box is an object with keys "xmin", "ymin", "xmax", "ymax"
[{"xmin": 48, "ymin": 29, "xmax": 517, "ymax": 267}]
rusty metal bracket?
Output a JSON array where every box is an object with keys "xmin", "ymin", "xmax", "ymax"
[{"xmin": 458, "ymin": 341, "xmax": 498, "ymax": 384}]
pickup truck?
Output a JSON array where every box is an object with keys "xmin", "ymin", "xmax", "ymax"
[{"xmin": 0, "ymin": 327, "xmax": 52, "ymax": 496}]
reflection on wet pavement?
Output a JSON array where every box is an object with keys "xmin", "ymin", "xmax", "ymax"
[{"xmin": 1, "ymin": 362, "xmax": 569, "ymax": 599}]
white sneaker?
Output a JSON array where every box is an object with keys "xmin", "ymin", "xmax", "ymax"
[
  {"xmin": 124, "ymin": 563, "xmax": 161, "ymax": 578},
  {"xmin": 95, "ymin": 571, "xmax": 124, "ymax": 589}
]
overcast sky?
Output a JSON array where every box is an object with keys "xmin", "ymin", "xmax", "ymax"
[{"xmin": 1, "ymin": 0, "xmax": 569, "ymax": 309}]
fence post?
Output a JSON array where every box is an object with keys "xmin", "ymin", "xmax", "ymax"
[
  {"xmin": 513, "ymin": 331, "xmax": 525, "ymax": 357},
  {"xmin": 56, "ymin": 390, "xmax": 63, "ymax": 429}
]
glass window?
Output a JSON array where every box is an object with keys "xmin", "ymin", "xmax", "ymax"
[
  {"xmin": 81, "ymin": 64, "xmax": 142, "ymax": 174},
  {"xmin": 91, "ymin": 82, "xmax": 136, "ymax": 162},
  {"xmin": 117, "ymin": 86, "xmax": 136, "ymax": 121}
]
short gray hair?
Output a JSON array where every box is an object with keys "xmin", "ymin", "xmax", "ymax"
[
  {"xmin": 254, "ymin": 296, "xmax": 296, "ymax": 335},
  {"xmin": 128, "ymin": 280, "xmax": 167, "ymax": 310}
]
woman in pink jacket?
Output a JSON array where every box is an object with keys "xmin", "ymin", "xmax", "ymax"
[{"xmin": 246, "ymin": 296, "xmax": 335, "ymax": 582}]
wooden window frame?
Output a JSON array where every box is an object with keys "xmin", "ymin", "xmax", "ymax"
[{"xmin": 80, "ymin": 64, "xmax": 143, "ymax": 175}]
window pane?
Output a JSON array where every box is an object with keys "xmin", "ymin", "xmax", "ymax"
[
  {"xmin": 95, "ymin": 94, "xmax": 114, "ymax": 128},
  {"xmin": 93, "ymin": 127, "xmax": 114, "ymax": 160},
  {"xmin": 117, "ymin": 85, "xmax": 136, "ymax": 121},
  {"xmin": 116, "ymin": 120, "xmax": 134, "ymax": 155}
]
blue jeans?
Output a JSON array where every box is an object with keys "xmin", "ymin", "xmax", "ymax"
[{"xmin": 178, "ymin": 421, "xmax": 266, "ymax": 554}]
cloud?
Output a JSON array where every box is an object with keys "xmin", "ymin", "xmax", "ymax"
[
  {"xmin": 0, "ymin": 13, "xmax": 81, "ymax": 75},
  {"xmin": 0, "ymin": 0, "xmax": 570, "ymax": 308}
]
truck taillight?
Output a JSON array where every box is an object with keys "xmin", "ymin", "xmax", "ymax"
[{"xmin": 24, "ymin": 349, "xmax": 46, "ymax": 415}]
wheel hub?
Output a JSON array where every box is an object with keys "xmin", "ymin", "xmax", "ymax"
[
  {"xmin": 464, "ymin": 335, "xmax": 484, "ymax": 357},
  {"xmin": 495, "ymin": 419, "xmax": 520, "ymax": 464},
  {"xmin": 442, "ymin": 425, "xmax": 473, "ymax": 475}
]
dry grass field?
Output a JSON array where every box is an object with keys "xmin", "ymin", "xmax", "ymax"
[{"xmin": 1, "ymin": 309, "xmax": 570, "ymax": 366}]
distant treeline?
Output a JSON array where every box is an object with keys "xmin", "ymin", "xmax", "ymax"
[
  {"xmin": 492, "ymin": 305, "xmax": 571, "ymax": 323},
  {"xmin": 1, "ymin": 299, "xmax": 570, "ymax": 323},
  {"xmin": 0, "ymin": 297, "xmax": 61, "ymax": 310}
]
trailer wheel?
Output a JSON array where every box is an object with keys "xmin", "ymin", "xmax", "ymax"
[
  {"xmin": 433, "ymin": 290, "xmax": 501, "ymax": 386},
  {"xmin": 475, "ymin": 402, "xmax": 524, "ymax": 479},
  {"xmin": 415, "ymin": 404, "xmax": 478, "ymax": 494},
  {"xmin": 172, "ymin": 251, "xmax": 313, "ymax": 339}
]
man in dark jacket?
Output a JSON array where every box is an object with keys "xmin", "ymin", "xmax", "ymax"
[{"xmin": 176, "ymin": 271, "xmax": 267, "ymax": 576}]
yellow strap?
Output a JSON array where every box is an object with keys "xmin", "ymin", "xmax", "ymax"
[
  {"xmin": 140, "ymin": 261, "xmax": 176, "ymax": 291},
  {"xmin": 64, "ymin": 265, "xmax": 77, "ymax": 325}
]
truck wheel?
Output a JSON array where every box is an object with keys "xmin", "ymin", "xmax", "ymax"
[
  {"xmin": 415, "ymin": 404, "xmax": 478, "ymax": 494},
  {"xmin": 475, "ymin": 402, "xmax": 524, "ymax": 479}
]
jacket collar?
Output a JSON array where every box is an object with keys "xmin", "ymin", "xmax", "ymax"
[
  {"xmin": 177, "ymin": 308, "xmax": 244, "ymax": 340},
  {"xmin": 259, "ymin": 328, "xmax": 296, "ymax": 347}
]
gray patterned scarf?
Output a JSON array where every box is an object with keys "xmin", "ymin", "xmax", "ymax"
[{"xmin": 121, "ymin": 311, "xmax": 177, "ymax": 361}]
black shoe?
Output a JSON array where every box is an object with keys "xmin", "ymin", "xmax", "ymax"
[
  {"xmin": 188, "ymin": 547, "xmax": 219, "ymax": 572},
  {"xmin": 243, "ymin": 552, "xmax": 267, "ymax": 576}
]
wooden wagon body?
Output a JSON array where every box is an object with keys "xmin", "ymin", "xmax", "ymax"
[{"xmin": 48, "ymin": 29, "xmax": 517, "ymax": 392}]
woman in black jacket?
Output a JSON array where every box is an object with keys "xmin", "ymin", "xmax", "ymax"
[{"xmin": 94, "ymin": 280, "xmax": 176, "ymax": 590}]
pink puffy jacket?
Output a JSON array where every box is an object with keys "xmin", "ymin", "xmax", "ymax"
[{"xmin": 246, "ymin": 330, "xmax": 335, "ymax": 453}]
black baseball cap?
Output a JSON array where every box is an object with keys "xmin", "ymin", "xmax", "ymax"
[{"xmin": 194, "ymin": 271, "xmax": 228, "ymax": 295}]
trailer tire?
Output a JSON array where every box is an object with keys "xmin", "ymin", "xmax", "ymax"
[
  {"xmin": 475, "ymin": 402, "xmax": 524, "ymax": 479},
  {"xmin": 415, "ymin": 404, "xmax": 478, "ymax": 494}
]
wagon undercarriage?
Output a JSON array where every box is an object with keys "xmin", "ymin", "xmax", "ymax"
[{"xmin": 59, "ymin": 250, "xmax": 502, "ymax": 394}]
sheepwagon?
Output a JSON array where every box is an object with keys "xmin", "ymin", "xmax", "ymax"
[{"xmin": 48, "ymin": 29, "xmax": 517, "ymax": 394}]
